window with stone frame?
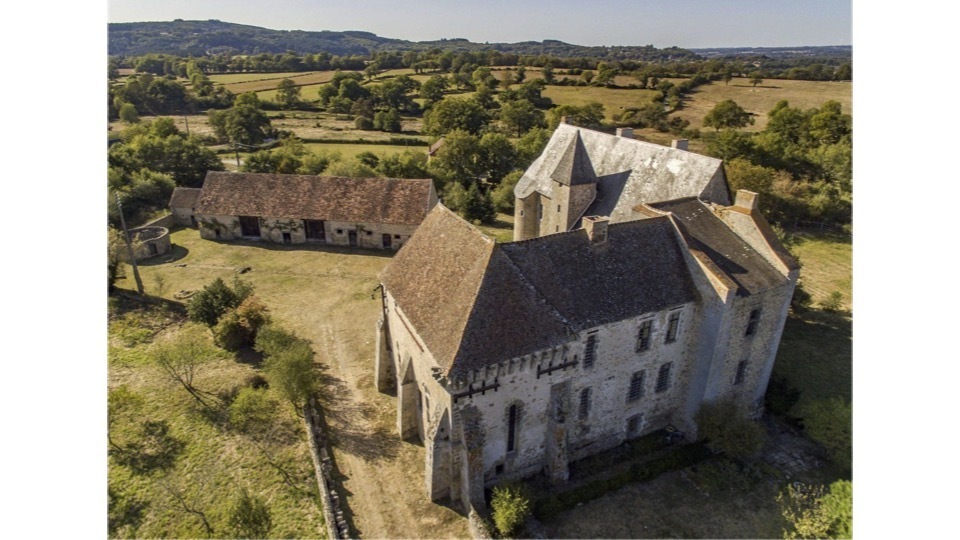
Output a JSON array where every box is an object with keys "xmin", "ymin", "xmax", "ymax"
[
  {"xmin": 665, "ymin": 311, "xmax": 680, "ymax": 343},
  {"xmin": 583, "ymin": 332, "xmax": 598, "ymax": 368},
  {"xmin": 628, "ymin": 370, "xmax": 645, "ymax": 402},
  {"xmin": 655, "ymin": 362, "xmax": 672, "ymax": 393},
  {"xmin": 734, "ymin": 360, "xmax": 747, "ymax": 385},
  {"xmin": 745, "ymin": 308, "xmax": 761, "ymax": 336},
  {"xmin": 579, "ymin": 387, "xmax": 591, "ymax": 420},
  {"xmin": 636, "ymin": 319, "xmax": 653, "ymax": 352}
]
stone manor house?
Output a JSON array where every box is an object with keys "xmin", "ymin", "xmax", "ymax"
[{"xmin": 374, "ymin": 122, "xmax": 799, "ymax": 513}]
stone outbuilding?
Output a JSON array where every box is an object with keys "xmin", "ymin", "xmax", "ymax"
[
  {"xmin": 191, "ymin": 171, "xmax": 438, "ymax": 249},
  {"xmin": 168, "ymin": 187, "xmax": 202, "ymax": 226},
  {"xmin": 374, "ymin": 125, "xmax": 798, "ymax": 513}
]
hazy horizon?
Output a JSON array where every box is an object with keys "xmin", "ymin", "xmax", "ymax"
[{"xmin": 107, "ymin": 0, "xmax": 852, "ymax": 49}]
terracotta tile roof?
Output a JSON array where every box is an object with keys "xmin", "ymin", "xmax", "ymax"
[
  {"xmin": 168, "ymin": 187, "xmax": 202, "ymax": 209},
  {"xmin": 381, "ymin": 206, "xmax": 696, "ymax": 376},
  {"xmin": 649, "ymin": 198, "xmax": 787, "ymax": 295},
  {"xmin": 194, "ymin": 171, "xmax": 435, "ymax": 225}
]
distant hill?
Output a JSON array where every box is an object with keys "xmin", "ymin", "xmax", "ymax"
[{"xmin": 108, "ymin": 20, "xmax": 700, "ymax": 61}]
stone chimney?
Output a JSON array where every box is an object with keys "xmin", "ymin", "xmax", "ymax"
[
  {"xmin": 671, "ymin": 139, "xmax": 689, "ymax": 151},
  {"xmin": 734, "ymin": 190, "xmax": 759, "ymax": 211},
  {"xmin": 582, "ymin": 216, "xmax": 609, "ymax": 245},
  {"xmin": 616, "ymin": 127, "xmax": 634, "ymax": 139},
  {"xmin": 560, "ymin": 115, "xmax": 569, "ymax": 125}
]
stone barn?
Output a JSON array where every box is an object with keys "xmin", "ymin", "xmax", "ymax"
[
  {"xmin": 192, "ymin": 172, "xmax": 438, "ymax": 249},
  {"xmin": 168, "ymin": 187, "xmax": 202, "ymax": 226},
  {"xmin": 373, "ymin": 124, "xmax": 798, "ymax": 513}
]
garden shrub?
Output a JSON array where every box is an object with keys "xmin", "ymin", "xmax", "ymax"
[
  {"xmin": 491, "ymin": 483, "xmax": 531, "ymax": 538},
  {"xmin": 695, "ymin": 400, "xmax": 765, "ymax": 457}
]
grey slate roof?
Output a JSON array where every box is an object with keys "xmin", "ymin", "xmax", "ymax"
[
  {"xmin": 549, "ymin": 130, "xmax": 598, "ymax": 186},
  {"xmin": 516, "ymin": 124, "xmax": 731, "ymax": 221},
  {"xmin": 381, "ymin": 205, "xmax": 696, "ymax": 377},
  {"xmin": 168, "ymin": 187, "xmax": 202, "ymax": 209},
  {"xmin": 194, "ymin": 172, "xmax": 434, "ymax": 225},
  {"xmin": 649, "ymin": 198, "xmax": 787, "ymax": 296}
]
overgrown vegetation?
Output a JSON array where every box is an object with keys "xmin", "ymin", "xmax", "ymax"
[
  {"xmin": 694, "ymin": 399, "xmax": 766, "ymax": 457},
  {"xmin": 778, "ymin": 480, "xmax": 852, "ymax": 539},
  {"xmin": 491, "ymin": 483, "xmax": 532, "ymax": 538}
]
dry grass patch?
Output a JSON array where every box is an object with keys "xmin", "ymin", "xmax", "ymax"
[
  {"xmin": 673, "ymin": 78, "xmax": 852, "ymax": 132},
  {"xmin": 542, "ymin": 86, "xmax": 661, "ymax": 122}
]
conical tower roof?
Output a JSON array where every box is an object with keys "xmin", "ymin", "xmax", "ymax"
[{"xmin": 549, "ymin": 130, "xmax": 598, "ymax": 186}]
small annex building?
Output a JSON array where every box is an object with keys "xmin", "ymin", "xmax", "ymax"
[
  {"xmin": 168, "ymin": 187, "xmax": 202, "ymax": 226},
  {"xmin": 188, "ymin": 171, "xmax": 438, "ymax": 249},
  {"xmin": 374, "ymin": 124, "xmax": 799, "ymax": 513}
]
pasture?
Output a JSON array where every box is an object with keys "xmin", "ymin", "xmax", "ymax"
[
  {"xmin": 542, "ymin": 86, "xmax": 661, "ymax": 121},
  {"xmin": 675, "ymin": 78, "xmax": 852, "ymax": 132},
  {"xmin": 112, "ymin": 228, "xmax": 470, "ymax": 538}
]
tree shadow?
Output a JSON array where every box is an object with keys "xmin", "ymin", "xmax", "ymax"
[
  {"xmin": 234, "ymin": 347, "xmax": 264, "ymax": 368},
  {"xmin": 110, "ymin": 420, "xmax": 186, "ymax": 475},
  {"xmin": 220, "ymin": 239, "xmax": 396, "ymax": 259},
  {"xmin": 108, "ymin": 487, "xmax": 149, "ymax": 537}
]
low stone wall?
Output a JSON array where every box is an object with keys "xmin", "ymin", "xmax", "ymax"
[
  {"xmin": 141, "ymin": 213, "xmax": 175, "ymax": 229},
  {"xmin": 303, "ymin": 397, "xmax": 348, "ymax": 539},
  {"xmin": 120, "ymin": 226, "xmax": 172, "ymax": 262}
]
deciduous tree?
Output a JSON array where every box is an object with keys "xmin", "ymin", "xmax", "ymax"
[{"xmin": 703, "ymin": 99, "xmax": 755, "ymax": 131}]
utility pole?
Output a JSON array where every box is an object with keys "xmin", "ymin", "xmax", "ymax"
[{"xmin": 115, "ymin": 193, "xmax": 145, "ymax": 294}]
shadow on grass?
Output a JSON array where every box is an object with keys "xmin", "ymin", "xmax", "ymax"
[
  {"xmin": 234, "ymin": 347, "xmax": 264, "ymax": 368},
  {"xmin": 138, "ymin": 244, "xmax": 190, "ymax": 266},
  {"xmin": 204, "ymin": 238, "xmax": 396, "ymax": 258},
  {"xmin": 774, "ymin": 309, "xmax": 852, "ymax": 405}
]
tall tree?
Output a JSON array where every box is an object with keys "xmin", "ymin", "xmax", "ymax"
[
  {"xmin": 275, "ymin": 78, "xmax": 301, "ymax": 109},
  {"xmin": 499, "ymin": 99, "xmax": 545, "ymax": 137},
  {"xmin": 703, "ymin": 99, "xmax": 755, "ymax": 131}
]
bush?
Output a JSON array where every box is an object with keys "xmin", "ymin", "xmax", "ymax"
[
  {"xmin": 791, "ymin": 280, "xmax": 813, "ymax": 312},
  {"xmin": 187, "ymin": 278, "xmax": 253, "ymax": 327},
  {"xmin": 765, "ymin": 375, "xmax": 802, "ymax": 417},
  {"xmin": 229, "ymin": 387, "xmax": 278, "ymax": 432},
  {"xmin": 695, "ymin": 400, "xmax": 765, "ymax": 458},
  {"xmin": 491, "ymin": 483, "xmax": 531, "ymax": 538},
  {"xmin": 821, "ymin": 290, "xmax": 844, "ymax": 312},
  {"xmin": 354, "ymin": 115, "xmax": 374, "ymax": 130},
  {"xmin": 212, "ymin": 296, "xmax": 271, "ymax": 351},
  {"xmin": 799, "ymin": 397, "xmax": 851, "ymax": 473}
]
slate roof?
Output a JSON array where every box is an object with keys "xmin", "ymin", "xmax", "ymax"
[
  {"xmin": 168, "ymin": 187, "xmax": 202, "ymax": 209},
  {"xmin": 194, "ymin": 172, "xmax": 434, "ymax": 225},
  {"xmin": 549, "ymin": 130, "xmax": 598, "ymax": 186},
  {"xmin": 381, "ymin": 205, "xmax": 696, "ymax": 377},
  {"xmin": 516, "ymin": 124, "xmax": 731, "ymax": 220},
  {"xmin": 649, "ymin": 198, "xmax": 787, "ymax": 296}
]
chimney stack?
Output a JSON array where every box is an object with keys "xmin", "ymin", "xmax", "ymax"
[
  {"xmin": 616, "ymin": 127, "xmax": 634, "ymax": 139},
  {"xmin": 582, "ymin": 216, "xmax": 609, "ymax": 245},
  {"xmin": 560, "ymin": 115, "xmax": 569, "ymax": 125},
  {"xmin": 734, "ymin": 190, "xmax": 759, "ymax": 211},
  {"xmin": 671, "ymin": 139, "xmax": 689, "ymax": 151}
]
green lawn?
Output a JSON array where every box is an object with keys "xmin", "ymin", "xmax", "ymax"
[{"xmin": 542, "ymin": 86, "xmax": 661, "ymax": 121}]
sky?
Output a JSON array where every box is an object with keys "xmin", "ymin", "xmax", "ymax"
[{"xmin": 107, "ymin": 0, "xmax": 851, "ymax": 49}]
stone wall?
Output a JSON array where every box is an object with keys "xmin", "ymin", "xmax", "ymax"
[
  {"xmin": 197, "ymin": 213, "xmax": 417, "ymax": 249},
  {"xmin": 448, "ymin": 302, "xmax": 699, "ymax": 487}
]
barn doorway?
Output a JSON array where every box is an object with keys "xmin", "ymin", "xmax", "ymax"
[
  {"xmin": 304, "ymin": 219, "xmax": 326, "ymax": 242},
  {"xmin": 239, "ymin": 216, "xmax": 260, "ymax": 238},
  {"xmin": 382, "ymin": 234, "xmax": 392, "ymax": 249},
  {"xmin": 348, "ymin": 230, "xmax": 358, "ymax": 247}
]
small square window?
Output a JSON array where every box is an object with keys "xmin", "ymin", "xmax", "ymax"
[
  {"xmin": 366, "ymin": 230, "xmax": 372, "ymax": 236},
  {"xmin": 336, "ymin": 229, "xmax": 343, "ymax": 234},
  {"xmin": 557, "ymin": 205, "xmax": 561, "ymax": 212},
  {"xmin": 394, "ymin": 234, "xmax": 401, "ymax": 239}
]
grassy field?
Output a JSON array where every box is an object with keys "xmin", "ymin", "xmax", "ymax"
[
  {"xmin": 302, "ymin": 143, "xmax": 427, "ymax": 162},
  {"xmin": 112, "ymin": 229, "xmax": 470, "ymax": 538},
  {"xmin": 674, "ymin": 78, "xmax": 852, "ymax": 132},
  {"xmin": 108, "ymin": 298, "xmax": 324, "ymax": 538},
  {"xmin": 211, "ymin": 71, "xmax": 338, "ymax": 94},
  {"xmin": 542, "ymin": 86, "xmax": 661, "ymax": 121}
]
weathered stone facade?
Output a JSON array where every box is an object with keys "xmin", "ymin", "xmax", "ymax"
[
  {"xmin": 376, "ymin": 127, "xmax": 798, "ymax": 513},
  {"xmin": 187, "ymin": 172, "xmax": 438, "ymax": 250}
]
